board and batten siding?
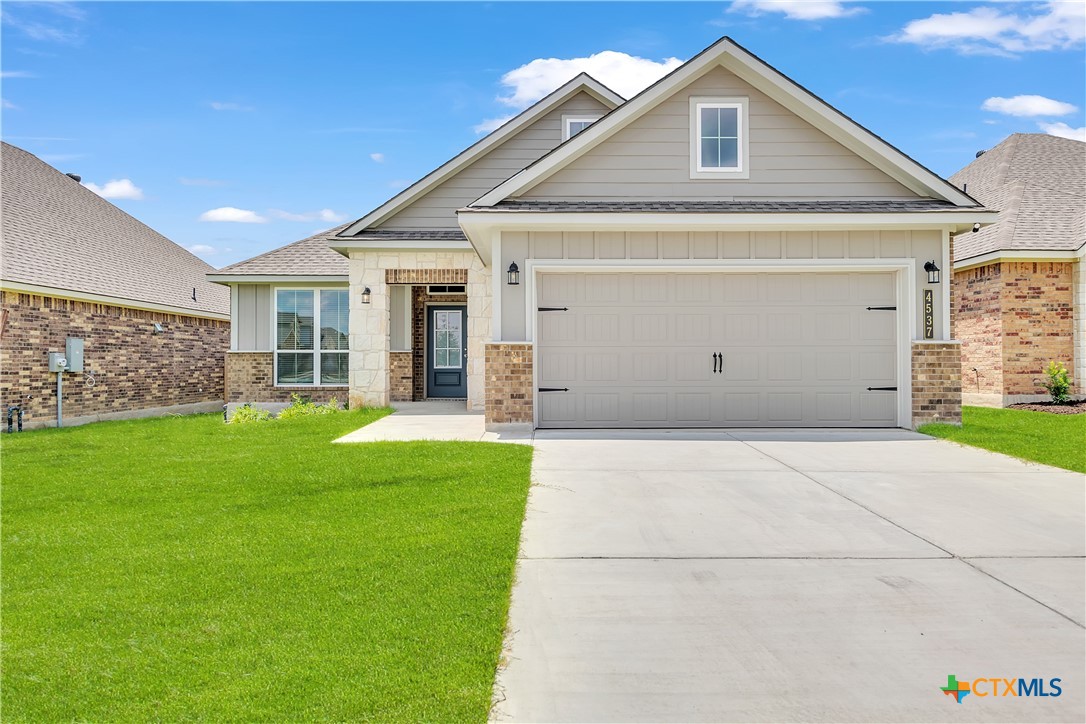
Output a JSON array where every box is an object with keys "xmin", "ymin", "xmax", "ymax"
[
  {"xmin": 377, "ymin": 91, "xmax": 611, "ymax": 229},
  {"xmin": 233, "ymin": 284, "xmax": 272, "ymax": 351},
  {"xmin": 499, "ymin": 229, "xmax": 943, "ymax": 342},
  {"xmin": 518, "ymin": 66, "xmax": 916, "ymax": 200}
]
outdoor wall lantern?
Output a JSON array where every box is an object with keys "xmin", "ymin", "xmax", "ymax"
[
  {"xmin": 361, "ymin": 287, "xmax": 372, "ymax": 304},
  {"xmin": 507, "ymin": 262, "xmax": 520, "ymax": 286},
  {"xmin": 924, "ymin": 261, "xmax": 941, "ymax": 285}
]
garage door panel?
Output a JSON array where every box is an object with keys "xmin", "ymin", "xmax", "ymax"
[{"xmin": 537, "ymin": 271, "xmax": 899, "ymax": 428}]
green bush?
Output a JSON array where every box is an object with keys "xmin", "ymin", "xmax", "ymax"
[
  {"xmin": 276, "ymin": 394, "xmax": 341, "ymax": 420},
  {"xmin": 229, "ymin": 404, "xmax": 272, "ymax": 424},
  {"xmin": 1041, "ymin": 360, "xmax": 1073, "ymax": 404}
]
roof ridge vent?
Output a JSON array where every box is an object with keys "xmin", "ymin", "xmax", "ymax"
[{"xmin": 65, "ymin": 173, "xmax": 82, "ymax": 182}]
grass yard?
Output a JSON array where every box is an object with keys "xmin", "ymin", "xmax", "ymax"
[
  {"xmin": 1, "ymin": 410, "xmax": 533, "ymax": 722},
  {"xmin": 920, "ymin": 405, "xmax": 1086, "ymax": 473}
]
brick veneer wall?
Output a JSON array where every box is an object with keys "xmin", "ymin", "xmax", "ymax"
[
  {"xmin": 912, "ymin": 341, "xmax": 962, "ymax": 426},
  {"xmin": 953, "ymin": 261, "xmax": 1077, "ymax": 400},
  {"xmin": 485, "ymin": 343, "xmax": 533, "ymax": 427},
  {"xmin": 386, "ymin": 269, "xmax": 468, "ymax": 285},
  {"xmin": 224, "ymin": 352, "xmax": 345, "ymax": 405},
  {"xmin": 410, "ymin": 286, "xmax": 468, "ymax": 400},
  {"xmin": 0, "ymin": 291, "xmax": 228, "ymax": 428},
  {"xmin": 389, "ymin": 351, "xmax": 413, "ymax": 402}
]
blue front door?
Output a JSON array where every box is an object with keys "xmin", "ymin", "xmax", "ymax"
[{"xmin": 426, "ymin": 305, "xmax": 467, "ymax": 398}]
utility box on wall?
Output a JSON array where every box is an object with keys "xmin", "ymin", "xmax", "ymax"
[{"xmin": 65, "ymin": 337, "xmax": 84, "ymax": 373}]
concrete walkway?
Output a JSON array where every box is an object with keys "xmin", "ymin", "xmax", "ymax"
[
  {"xmin": 494, "ymin": 429, "xmax": 1085, "ymax": 723},
  {"xmin": 334, "ymin": 401, "xmax": 532, "ymax": 443}
]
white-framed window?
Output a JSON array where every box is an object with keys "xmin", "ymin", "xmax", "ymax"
[
  {"xmin": 432, "ymin": 310, "xmax": 462, "ymax": 369},
  {"xmin": 690, "ymin": 97, "xmax": 749, "ymax": 179},
  {"xmin": 563, "ymin": 115, "xmax": 602, "ymax": 141},
  {"xmin": 274, "ymin": 288, "xmax": 349, "ymax": 386}
]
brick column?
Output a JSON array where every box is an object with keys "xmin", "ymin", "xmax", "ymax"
[
  {"xmin": 912, "ymin": 341, "xmax": 962, "ymax": 427},
  {"xmin": 485, "ymin": 343, "xmax": 533, "ymax": 429}
]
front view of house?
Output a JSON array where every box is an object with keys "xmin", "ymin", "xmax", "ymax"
[{"xmin": 210, "ymin": 37, "xmax": 994, "ymax": 430}]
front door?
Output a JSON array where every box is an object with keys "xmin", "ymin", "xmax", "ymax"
[{"xmin": 426, "ymin": 305, "xmax": 468, "ymax": 398}]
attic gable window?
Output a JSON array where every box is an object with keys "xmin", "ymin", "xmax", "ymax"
[
  {"xmin": 690, "ymin": 97, "xmax": 750, "ymax": 179},
  {"xmin": 563, "ymin": 115, "xmax": 602, "ymax": 141}
]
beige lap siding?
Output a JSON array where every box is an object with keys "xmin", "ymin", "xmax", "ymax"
[
  {"xmin": 0, "ymin": 291, "xmax": 228, "ymax": 427},
  {"xmin": 224, "ymin": 352, "xmax": 345, "ymax": 405},
  {"xmin": 912, "ymin": 342, "xmax": 962, "ymax": 426},
  {"xmin": 485, "ymin": 343, "xmax": 533, "ymax": 426}
]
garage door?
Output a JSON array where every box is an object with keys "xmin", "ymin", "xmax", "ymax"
[{"xmin": 536, "ymin": 272, "xmax": 899, "ymax": 428}]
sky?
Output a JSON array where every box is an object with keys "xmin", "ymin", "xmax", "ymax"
[{"xmin": 2, "ymin": 1, "xmax": 1084, "ymax": 268}]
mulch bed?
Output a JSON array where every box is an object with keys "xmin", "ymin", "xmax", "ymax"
[{"xmin": 1006, "ymin": 401, "xmax": 1086, "ymax": 415}]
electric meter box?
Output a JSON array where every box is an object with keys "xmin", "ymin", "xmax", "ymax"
[
  {"xmin": 65, "ymin": 338, "xmax": 84, "ymax": 373},
  {"xmin": 48, "ymin": 353, "xmax": 68, "ymax": 372}
]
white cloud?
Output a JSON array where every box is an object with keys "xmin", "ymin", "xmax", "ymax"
[
  {"xmin": 186, "ymin": 244, "xmax": 217, "ymax": 255},
  {"xmin": 729, "ymin": 0, "xmax": 865, "ymax": 21},
  {"xmin": 179, "ymin": 177, "xmax": 227, "ymax": 186},
  {"xmin": 0, "ymin": 8, "xmax": 83, "ymax": 44},
  {"xmin": 889, "ymin": 2, "xmax": 1086, "ymax": 56},
  {"xmin": 82, "ymin": 178, "xmax": 144, "ymax": 200},
  {"xmin": 388, "ymin": 179, "xmax": 413, "ymax": 190},
  {"xmin": 1038, "ymin": 122, "xmax": 1086, "ymax": 142},
  {"xmin": 2, "ymin": 98, "xmax": 19, "ymax": 110},
  {"xmin": 208, "ymin": 101, "xmax": 254, "ymax": 112},
  {"xmin": 981, "ymin": 95, "xmax": 1077, "ymax": 117},
  {"xmin": 369, "ymin": 152, "xmax": 385, "ymax": 163},
  {"xmin": 473, "ymin": 114, "xmax": 516, "ymax": 134},
  {"xmin": 495, "ymin": 50, "xmax": 683, "ymax": 110},
  {"xmin": 1, "ymin": 70, "xmax": 34, "ymax": 78},
  {"xmin": 199, "ymin": 207, "xmax": 267, "ymax": 223},
  {"xmin": 268, "ymin": 208, "xmax": 346, "ymax": 223}
]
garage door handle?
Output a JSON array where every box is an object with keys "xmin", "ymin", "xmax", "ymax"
[
  {"xmin": 538, "ymin": 387, "xmax": 570, "ymax": 393},
  {"xmin": 712, "ymin": 352, "xmax": 719, "ymax": 374},
  {"xmin": 866, "ymin": 386, "xmax": 898, "ymax": 391}
]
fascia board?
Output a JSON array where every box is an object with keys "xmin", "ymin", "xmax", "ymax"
[
  {"xmin": 206, "ymin": 274, "xmax": 350, "ymax": 284},
  {"xmin": 0, "ymin": 279, "xmax": 230, "ymax": 320}
]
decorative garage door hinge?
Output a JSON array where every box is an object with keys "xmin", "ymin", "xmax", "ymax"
[
  {"xmin": 537, "ymin": 307, "xmax": 569, "ymax": 312},
  {"xmin": 865, "ymin": 306, "xmax": 897, "ymax": 311},
  {"xmin": 866, "ymin": 386, "xmax": 898, "ymax": 391},
  {"xmin": 538, "ymin": 387, "xmax": 570, "ymax": 393}
]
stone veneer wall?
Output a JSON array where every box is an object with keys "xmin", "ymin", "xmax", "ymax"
[
  {"xmin": 911, "ymin": 341, "xmax": 962, "ymax": 426},
  {"xmin": 410, "ymin": 286, "xmax": 468, "ymax": 400},
  {"xmin": 389, "ymin": 351, "xmax": 413, "ymax": 402},
  {"xmin": 225, "ymin": 352, "xmax": 346, "ymax": 405},
  {"xmin": 484, "ymin": 343, "xmax": 533, "ymax": 427},
  {"xmin": 0, "ymin": 290, "xmax": 228, "ymax": 428},
  {"xmin": 349, "ymin": 251, "xmax": 491, "ymax": 410},
  {"xmin": 953, "ymin": 261, "xmax": 1077, "ymax": 402}
]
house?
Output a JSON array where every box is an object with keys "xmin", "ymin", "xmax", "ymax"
[
  {"xmin": 210, "ymin": 36, "xmax": 994, "ymax": 430},
  {"xmin": 950, "ymin": 134, "xmax": 1085, "ymax": 406},
  {"xmin": 1, "ymin": 142, "xmax": 230, "ymax": 429}
]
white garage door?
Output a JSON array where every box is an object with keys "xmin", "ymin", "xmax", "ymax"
[{"xmin": 536, "ymin": 271, "xmax": 899, "ymax": 428}]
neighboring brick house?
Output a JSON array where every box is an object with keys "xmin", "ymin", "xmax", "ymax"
[
  {"xmin": 0, "ymin": 142, "xmax": 230, "ymax": 428},
  {"xmin": 950, "ymin": 134, "xmax": 1085, "ymax": 406},
  {"xmin": 211, "ymin": 36, "xmax": 995, "ymax": 429}
]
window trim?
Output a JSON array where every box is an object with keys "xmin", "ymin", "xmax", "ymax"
[
  {"xmin": 272, "ymin": 286, "xmax": 350, "ymax": 388},
  {"xmin": 562, "ymin": 114, "xmax": 603, "ymax": 141},
  {"xmin": 689, "ymin": 97, "xmax": 750, "ymax": 180}
]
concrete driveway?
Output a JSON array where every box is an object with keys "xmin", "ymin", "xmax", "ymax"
[{"xmin": 493, "ymin": 429, "xmax": 1085, "ymax": 723}]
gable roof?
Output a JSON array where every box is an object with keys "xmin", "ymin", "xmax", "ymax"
[
  {"xmin": 1, "ymin": 142, "xmax": 229, "ymax": 318},
  {"xmin": 950, "ymin": 134, "xmax": 1085, "ymax": 262},
  {"xmin": 470, "ymin": 36, "xmax": 980, "ymax": 209},
  {"xmin": 209, "ymin": 223, "xmax": 351, "ymax": 280},
  {"xmin": 336, "ymin": 73, "xmax": 623, "ymax": 237}
]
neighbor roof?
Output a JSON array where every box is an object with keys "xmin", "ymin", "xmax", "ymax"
[
  {"xmin": 1, "ymin": 142, "xmax": 229, "ymax": 317},
  {"xmin": 950, "ymin": 134, "xmax": 1085, "ymax": 262},
  {"xmin": 210, "ymin": 223, "xmax": 351, "ymax": 278}
]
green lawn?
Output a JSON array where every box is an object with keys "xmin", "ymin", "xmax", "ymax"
[
  {"xmin": 920, "ymin": 405, "xmax": 1086, "ymax": 473},
  {"xmin": 1, "ymin": 410, "xmax": 533, "ymax": 722}
]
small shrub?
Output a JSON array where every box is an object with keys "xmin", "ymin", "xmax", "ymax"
[
  {"xmin": 1041, "ymin": 361, "xmax": 1073, "ymax": 404},
  {"xmin": 230, "ymin": 404, "xmax": 272, "ymax": 424},
  {"xmin": 277, "ymin": 394, "xmax": 341, "ymax": 420}
]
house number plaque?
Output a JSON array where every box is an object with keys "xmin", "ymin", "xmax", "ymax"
[{"xmin": 923, "ymin": 289, "xmax": 934, "ymax": 339}]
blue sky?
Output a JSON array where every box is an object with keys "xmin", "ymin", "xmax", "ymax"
[{"xmin": 2, "ymin": 1, "xmax": 1083, "ymax": 267}]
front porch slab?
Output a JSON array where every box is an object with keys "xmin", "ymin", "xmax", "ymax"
[{"xmin": 334, "ymin": 401, "xmax": 532, "ymax": 443}]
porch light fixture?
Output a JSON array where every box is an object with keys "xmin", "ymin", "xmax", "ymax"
[
  {"xmin": 507, "ymin": 262, "xmax": 520, "ymax": 286},
  {"xmin": 361, "ymin": 286, "xmax": 372, "ymax": 304},
  {"xmin": 924, "ymin": 261, "xmax": 941, "ymax": 285}
]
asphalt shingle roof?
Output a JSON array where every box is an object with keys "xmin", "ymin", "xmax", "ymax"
[
  {"xmin": 213, "ymin": 224, "xmax": 351, "ymax": 276},
  {"xmin": 462, "ymin": 199, "xmax": 972, "ymax": 213},
  {"xmin": 949, "ymin": 133, "xmax": 1085, "ymax": 261},
  {"xmin": 1, "ymin": 142, "xmax": 229, "ymax": 316}
]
